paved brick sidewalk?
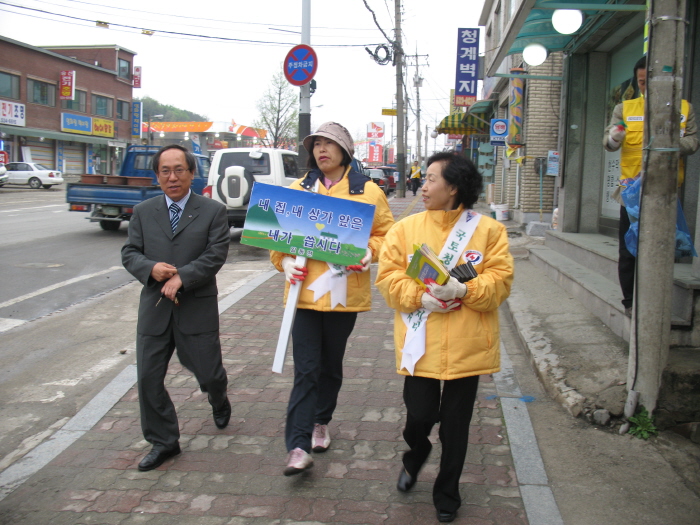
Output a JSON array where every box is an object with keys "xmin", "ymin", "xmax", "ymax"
[{"xmin": 0, "ymin": 195, "xmax": 528, "ymax": 524}]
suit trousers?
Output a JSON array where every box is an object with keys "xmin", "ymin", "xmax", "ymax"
[
  {"xmin": 402, "ymin": 374, "xmax": 480, "ymax": 513},
  {"xmin": 286, "ymin": 308, "xmax": 357, "ymax": 452},
  {"xmin": 136, "ymin": 316, "xmax": 228, "ymax": 450},
  {"xmin": 618, "ymin": 206, "xmax": 635, "ymax": 309}
]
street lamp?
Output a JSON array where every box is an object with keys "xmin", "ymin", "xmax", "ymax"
[{"xmin": 147, "ymin": 114, "xmax": 163, "ymax": 145}]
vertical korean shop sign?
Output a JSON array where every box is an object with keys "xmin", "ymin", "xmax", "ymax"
[
  {"xmin": 59, "ymin": 70, "xmax": 75, "ymax": 101},
  {"xmin": 241, "ymin": 183, "xmax": 375, "ymax": 266},
  {"xmin": 133, "ymin": 66, "xmax": 142, "ymax": 88},
  {"xmin": 131, "ymin": 101, "xmax": 142, "ymax": 140},
  {"xmin": 454, "ymin": 28, "xmax": 479, "ymax": 107}
]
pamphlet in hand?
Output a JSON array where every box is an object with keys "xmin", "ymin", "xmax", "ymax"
[
  {"xmin": 406, "ymin": 243, "xmax": 480, "ymax": 287},
  {"xmin": 406, "ymin": 244, "xmax": 451, "ymax": 287}
]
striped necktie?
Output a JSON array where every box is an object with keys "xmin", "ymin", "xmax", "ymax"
[{"xmin": 169, "ymin": 203, "xmax": 180, "ymax": 232}]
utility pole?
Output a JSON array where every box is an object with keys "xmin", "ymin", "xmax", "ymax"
[
  {"xmin": 394, "ymin": 0, "xmax": 406, "ymax": 197},
  {"xmin": 297, "ymin": 0, "xmax": 311, "ymax": 173},
  {"xmin": 630, "ymin": 0, "xmax": 687, "ymax": 414}
]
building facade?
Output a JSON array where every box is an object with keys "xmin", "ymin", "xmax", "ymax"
[{"xmin": 0, "ymin": 37, "xmax": 136, "ymax": 176}]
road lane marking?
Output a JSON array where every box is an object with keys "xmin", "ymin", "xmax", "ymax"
[
  {"xmin": 0, "ymin": 204, "xmax": 65, "ymax": 213},
  {"xmin": 0, "ymin": 266, "xmax": 123, "ymax": 310},
  {"xmin": 0, "ymin": 319, "xmax": 25, "ymax": 332}
]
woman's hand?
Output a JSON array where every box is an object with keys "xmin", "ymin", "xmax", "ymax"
[
  {"xmin": 421, "ymin": 292, "xmax": 461, "ymax": 313},
  {"xmin": 281, "ymin": 257, "xmax": 308, "ymax": 285},
  {"xmin": 426, "ymin": 277, "xmax": 467, "ymax": 301},
  {"xmin": 346, "ymin": 249, "xmax": 372, "ymax": 273}
]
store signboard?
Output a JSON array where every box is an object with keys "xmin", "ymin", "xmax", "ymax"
[
  {"xmin": 61, "ymin": 112, "xmax": 92, "ymax": 135},
  {"xmin": 1, "ymin": 99, "xmax": 26, "ymax": 126}
]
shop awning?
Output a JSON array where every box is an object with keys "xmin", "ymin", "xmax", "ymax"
[
  {"xmin": 467, "ymin": 99, "xmax": 495, "ymax": 115},
  {"xmin": 435, "ymin": 113, "xmax": 488, "ymax": 136},
  {"xmin": 0, "ymin": 124, "xmax": 116, "ymax": 146},
  {"xmin": 485, "ymin": 0, "xmax": 647, "ymax": 77}
]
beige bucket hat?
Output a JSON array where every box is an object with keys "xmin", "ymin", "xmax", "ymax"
[{"xmin": 302, "ymin": 121, "xmax": 355, "ymax": 158}]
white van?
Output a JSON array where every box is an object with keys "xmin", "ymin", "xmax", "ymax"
[{"xmin": 204, "ymin": 148, "xmax": 300, "ymax": 227}]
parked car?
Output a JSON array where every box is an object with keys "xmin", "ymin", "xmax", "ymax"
[
  {"xmin": 365, "ymin": 167, "xmax": 392, "ymax": 195},
  {"xmin": 375, "ymin": 166, "xmax": 397, "ymax": 193},
  {"xmin": 0, "ymin": 164, "xmax": 7, "ymax": 187},
  {"xmin": 205, "ymin": 147, "xmax": 300, "ymax": 227},
  {"xmin": 4, "ymin": 162, "xmax": 64, "ymax": 189}
]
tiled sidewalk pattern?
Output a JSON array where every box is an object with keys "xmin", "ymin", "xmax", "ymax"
[{"xmin": 0, "ymin": 195, "xmax": 528, "ymax": 524}]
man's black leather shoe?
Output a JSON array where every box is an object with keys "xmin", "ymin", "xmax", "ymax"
[
  {"xmin": 437, "ymin": 510, "xmax": 457, "ymax": 523},
  {"xmin": 212, "ymin": 397, "xmax": 231, "ymax": 429},
  {"xmin": 396, "ymin": 468, "xmax": 416, "ymax": 492},
  {"xmin": 137, "ymin": 445, "xmax": 181, "ymax": 471}
]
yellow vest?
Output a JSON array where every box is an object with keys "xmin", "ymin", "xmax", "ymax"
[
  {"xmin": 410, "ymin": 165, "xmax": 421, "ymax": 179},
  {"xmin": 621, "ymin": 97, "xmax": 689, "ymax": 184}
]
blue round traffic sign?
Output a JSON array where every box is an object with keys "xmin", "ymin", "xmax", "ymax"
[{"xmin": 284, "ymin": 44, "xmax": 318, "ymax": 87}]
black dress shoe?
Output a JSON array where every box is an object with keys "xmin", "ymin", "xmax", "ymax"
[
  {"xmin": 437, "ymin": 510, "xmax": 457, "ymax": 523},
  {"xmin": 397, "ymin": 468, "xmax": 416, "ymax": 492},
  {"xmin": 138, "ymin": 445, "xmax": 181, "ymax": 471},
  {"xmin": 212, "ymin": 397, "xmax": 231, "ymax": 429}
]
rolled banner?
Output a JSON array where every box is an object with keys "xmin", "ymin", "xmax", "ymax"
[{"xmin": 508, "ymin": 68, "xmax": 525, "ymax": 147}]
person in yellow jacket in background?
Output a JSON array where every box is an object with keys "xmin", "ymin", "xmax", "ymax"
[
  {"xmin": 376, "ymin": 152, "xmax": 513, "ymax": 523},
  {"xmin": 604, "ymin": 55, "xmax": 698, "ymax": 315},
  {"xmin": 409, "ymin": 160, "xmax": 422, "ymax": 196},
  {"xmin": 270, "ymin": 122, "xmax": 395, "ymax": 476}
]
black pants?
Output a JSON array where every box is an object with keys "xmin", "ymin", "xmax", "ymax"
[
  {"xmin": 410, "ymin": 178, "xmax": 420, "ymax": 195},
  {"xmin": 136, "ymin": 317, "xmax": 228, "ymax": 451},
  {"xmin": 618, "ymin": 206, "xmax": 635, "ymax": 309},
  {"xmin": 286, "ymin": 309, "xmax": 357, "ymax": 452},
  {"xmin": 402, "ymin": 374, "xmax": 480, "ymax": 513}
]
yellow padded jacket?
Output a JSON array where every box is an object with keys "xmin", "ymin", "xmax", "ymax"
[
  {"xmin": 376, "ymin": 206, "xmax": 514, "ymax": 379},
  {"xmin": 270, "ymin": 166, "xmax": 395, "ymax": 312}
]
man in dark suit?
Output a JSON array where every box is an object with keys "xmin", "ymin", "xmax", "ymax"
[{"xmin": 122, "ymin": 144, "xmax": 231, "ymax": 471}]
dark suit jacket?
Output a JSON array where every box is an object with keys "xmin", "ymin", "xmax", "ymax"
[{"xmin": 122, "ymin": 192, "xmax": 229, "ymax": 336}]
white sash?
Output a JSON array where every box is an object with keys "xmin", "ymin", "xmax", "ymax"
[
  {"xmin": 305, "ymin": 177, "xmax": 349, "ymax": 308},
  {"xmin": 399, "ymin": 210, "xmax": 482, "ymax": 375}
]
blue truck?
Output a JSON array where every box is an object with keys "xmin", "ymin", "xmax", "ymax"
[{"xmin": 66, "ymin": 145, "xmax": 210, "ymax": 231}]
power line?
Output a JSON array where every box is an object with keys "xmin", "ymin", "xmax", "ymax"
[
  {"xmin": 0, "ymin": 1, "xmax": 382, "ymax": 47},
  {"xmin": 33, "ymin": 0, "xmax": 383, "ymax": 33}
]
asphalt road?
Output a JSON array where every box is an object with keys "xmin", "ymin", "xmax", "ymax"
[{"xmin": 0, "ymin": 185, "xmax": 273, "ymax": 475}]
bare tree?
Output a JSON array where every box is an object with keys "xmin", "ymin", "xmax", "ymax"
[{"xmin": 254, "ymin": 70, "xmax": 298, "ymax": 149}]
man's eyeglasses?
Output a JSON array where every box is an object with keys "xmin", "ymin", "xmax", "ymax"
[{"xmin": 158, "ymin": 168, "xmax": 190, "ymax": 177}]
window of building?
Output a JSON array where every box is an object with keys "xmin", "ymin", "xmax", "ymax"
[
  {"xmin": 116, "ymin": 100, "xmax": 131, "ymax": 120},
  {"xmin": 27, "ymin": 78, "xmax": 56, "ymax": 106},
  {"xmin": 118, "ymin": 58, "xmax": 131, "ymax": 81},
  {"xmin": 0, "ymin": 71, "xmax": 20, "ymax": 99},
  {"xmin": 92, "ymin": 94, "xmax": 113, "ymax": 117},
  {"xmin": 61, "ymin": 89, "xmax": 87, "ymax": 113}
]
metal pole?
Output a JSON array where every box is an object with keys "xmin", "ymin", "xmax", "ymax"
[
  {"xmin": 297, "ymin": 0, "xmax": 311, "ymax": 173},
  {"xmin": 395, "ymin": 0, "xmax": 406, "ymax": 197}
]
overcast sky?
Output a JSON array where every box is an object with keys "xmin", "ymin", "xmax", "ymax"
[{"xmin": 0, "ymin": 0, "xmax": 485, "ymax": 157}]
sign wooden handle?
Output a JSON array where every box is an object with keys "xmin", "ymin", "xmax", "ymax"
[{"xmin": 272, "ymin": 256, "xmax": 307, "ymax": 374}]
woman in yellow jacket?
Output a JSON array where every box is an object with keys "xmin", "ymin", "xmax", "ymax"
[
  {"xmin": 270, "ymin": 122, "xmax": 394, "ymax": 476},
  {"xmin": 376, "ymin": 152, "xmax": 513, "ymax": 523}
]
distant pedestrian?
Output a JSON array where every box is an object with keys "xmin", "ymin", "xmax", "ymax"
[
  {"xmin": 270, "ymin": 122, "xmax": 395, "ymax": 476},
  {"xmin": 409, "ymin": 160, "xmax": 422, "ymax": 196},
  {"xmin": 376, "ymin": 152, "xmax": 513, "ymax": 523},
  {"xmin": 122, "ymin": 144, "xmax": 231, "ymax": 472}
]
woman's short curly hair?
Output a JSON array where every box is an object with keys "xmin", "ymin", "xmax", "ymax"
[{"xmin": 426, "ymin": 152, "xmax": 483, "ymax": 209}]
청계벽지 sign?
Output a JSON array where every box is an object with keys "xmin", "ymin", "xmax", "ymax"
[{"xmin": 241, "ymin": 183, "xmax": 375, "ymax": 266}]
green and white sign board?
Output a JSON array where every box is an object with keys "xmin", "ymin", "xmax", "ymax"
[{"xmin": 241, "ymin": 183, "xmax": 375, "ymax": 266}]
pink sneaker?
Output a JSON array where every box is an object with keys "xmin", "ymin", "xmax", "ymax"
[
  {"xmin": 284, "ymin": 448, "xmax": 313, "ymax": 476},
  {"xmin": 312, "ymin": 423, "xmax": 331, "ymax": 453}
]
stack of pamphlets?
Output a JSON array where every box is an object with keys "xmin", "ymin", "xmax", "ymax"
[
  {"xmin": 406, "ymin": 244, "xmax": 450, "ymax": 287},
  {"xmin": 406, "ymin": 243, "xmax": 479, "ymax": 287}
]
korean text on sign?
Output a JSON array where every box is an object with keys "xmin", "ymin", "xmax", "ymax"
[{"xmin": 454, "ymin": 28, "xmax": 480, "ymax": 107}]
